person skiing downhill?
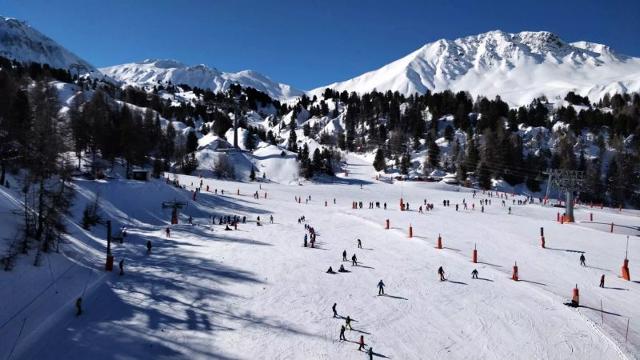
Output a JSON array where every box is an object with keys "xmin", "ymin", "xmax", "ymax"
[
  {"xmin": 345, "ymin": 316, "xmax": 353, "ymax": 330},
  {"xmin": 358, "ymin": 335, "xmax": 365, "ymax": 351},
  {"xmin": 580, "ymin": 254, "xmax": 586, "ymax": 266},
  {"xmin": 332, "ymin": 303, "xmax": 338, "ymax": 317},
  {"xmin": 368, "ymin": 347, "xmax": 373, "ymax": 360},
  {"xmin": 600, "ymin": 274, "xmax": 605, "ymax": 288},
  {"xmin": 351, "ymin": 254, "xmax": 358, "ymax": 266},
  {"xmin": 165, "ymin": 227, "xmax": 170, "ymax": 237},
  {"xmin": 339, "ymin": 325, "xmax": 347, "ymax": 341},
  {"xmin": 377, "ymin": 280, "xmax": 385, "ymax": 295},
  {"xmin": 471, "ymin": 269, "xmax": 478, "ymax": 279},
  {"xmin": 119, "ymin": 259, "xmax": 125, "ymax": 276},
  {"xmin": 146, "ymin": 240, "xmax": 152, "ymax": 254},
  {"xmin": 438, "ymin": 266, "xmax": 446, "ymax": 281},
  {"xmin": 357, "ymin": 239, "xmax": 362, "ymax": 249},
  {"xmin": 343, "ymin": 250, "xmax": 348, "ymax": 261}
]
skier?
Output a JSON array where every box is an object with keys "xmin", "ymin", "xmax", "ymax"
[
  {"xmin": 146, "ymin": 240, "xmax": 152, "ymax": 254},
  {"xmin": 270, "ymin": 215, "xmax": 273, "ymax": 224},
  {"xmin": 351, "ymin": 254, "xmax": 358, "ymax": 266},
  {"xmin": 438, "ymin": 266, "xmax": 446, "ymax": 281},
  {"xmin": 345, "ymin": 315, "xmax": 353, "ymax": 330},
  {"xmin": 342, "ymin": 250, "xmax": 348, "ymax": 261},
  {"xmin": 358, "ymin": 335, "xmax": 365, "ymax": 351},
  {"xmin": 332, "ymin": 303, "xmax": 338, "ymax": 317},
  {"xmin": 165, "ymin": 227, "xmax": 170, "ymax": 237},
  {"xmin": 471, "ymin": 269, "xmax": 478, "ymax": 279},
  {"xmin": 119, "ymin": 259, "xmax": 124, "ymax": 276},
  {"xmin": 368, "ymin": 347, "xmax": 373, "ymax": 360},
  {"xmin": 75, "ymin": 297, "xmax": 83, "ymax": 316},
  {"xmin": 188, "ymin": 216, "xmax": 193, "ymax": 225},
  {"xmin": 599, "ymin": 274, "xmax": 605, "ymax": 288},
  {"xmin": 339, "ymin": 264, "xmax": 347, "ymax": 272},
  {"xmin": 339, "ymin": 325, "xmax": 347, "ymax": 341},
  {"xmin": 303, "ymin": 236, "xmax": 308, "ymax": 247},
  {"xmin": 580, "ymin": 254, "xmax": 586, "ymax": 266},
  {"xmin": 225, "ymin": 224, "xmax": 232, "ymax": 231},
  {"xmin": 383, "ymin": 203, "xmax": 387, "ymax": 210},
  {"xmin": 357, "ymin": 239, "xmax": 362, "ymax": 249},
  {"xmin": 377, "ymin": 279, "xmax": 385, "ymax": 295},
  {"xmin": 326, "ymin": 266, "xmax": 335, "ymax": 274}
]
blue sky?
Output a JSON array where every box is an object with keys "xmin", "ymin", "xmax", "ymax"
[{"xmin": 1, "ymin": 0, "xmax": 638, "ymax": 90}]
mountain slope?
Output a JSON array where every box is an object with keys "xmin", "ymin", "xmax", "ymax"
[
  {"xmin": 100, "ymin": 59, "xmax": 303, "ymax": 101},
  {"xmin": 0, "ymin": 16, "xmax": 95, "ymax": 73},
  {"xmin": 311, "ymin": 30, "xmax": 640, "ymax": 106}
]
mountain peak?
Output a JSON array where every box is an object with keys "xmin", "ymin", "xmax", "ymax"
[
  {"xmin": 311, "ymin": 30, "xmax": 640, "ymax": 106},
  {"xmin": 0, "ymin": 15, "xmax": 95, "ymax": 72},
  {"xmin": 140, "ymin": 59, "xmax": 186, "ymax": 68}
]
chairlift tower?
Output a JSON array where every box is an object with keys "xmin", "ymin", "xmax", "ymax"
[
  {"xmin": 232, "ymin": 94, "xmax": 246, "ymax": 150},
  {"xmin": 546, "ymin": 168, "xmax": 584, "ymax": 222}
]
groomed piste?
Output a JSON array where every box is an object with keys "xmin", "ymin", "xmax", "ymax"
[{"xmin": 0, "ymin": 154, "xmax": 638, "ymax": 359}]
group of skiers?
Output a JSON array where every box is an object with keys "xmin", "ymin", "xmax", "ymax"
[
  {"xmin": 213, "ymin": 214, "xmax": 245, "ymax": 226},
  {"xmin": 294, "ymin": 195, "xmax": 313, "ymax": 204},
  {"xmin": 352, "ymin": 201, "xmax": 389, "ymax": 210},
  {"xmin": 303, "ymin": 223, "xmax": 317, "ymax": 248},
  {"xmin": 335, "ymin": 303, "xmax": 376, "ymax": 358}
]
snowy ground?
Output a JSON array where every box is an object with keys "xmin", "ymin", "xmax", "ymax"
[{"xmin": 1, "ymin": 155, "xmax": 639, "ymax": 359}]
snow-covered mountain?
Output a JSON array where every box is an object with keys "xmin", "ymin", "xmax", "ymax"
[
  {"xmin": 0, "ymin": 16, "xmax": 95, "ymax": 73},
  {"xmin": 100, "ymin": 59, "xmax": 303, "ymax": 101},
  {"xmin": 311, "ymin": 30, "xmax": 640, "ymax": 106}
]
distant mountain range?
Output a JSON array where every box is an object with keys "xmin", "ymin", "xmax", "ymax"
[
  {"xmin": 2, "ymin": 16, "xmax": 640, "ymax": 106},
  {"xmin": 100, "ymin": 59, "xmax": 303, "ymax": 101}
]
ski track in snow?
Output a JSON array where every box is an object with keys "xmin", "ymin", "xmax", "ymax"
[{"xmin": 0, "ymin": 154, "xmax": 639, "ymax": 359}]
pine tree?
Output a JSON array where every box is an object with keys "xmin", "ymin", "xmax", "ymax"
[
  {"xmin": 69, "ymin": 92, "xmax": 88, "ymax": 169},
  {"xmin": 25, "ymin": 82, "xmax": 71, "ymax": 245},
  {"xmin": 400, "ymin": 154, "xmax": 411, "ymax": 175},
  {"xmin": 312, "ymin": 148, "xmax": 323, "ymax": 173},
  {"xmin": 477, "ymin": 161, "xmax": 491, "ymax": 190},
  {"xmin": 160, "ymin": 121, "xmax": 176, "ymax": 161},
  {"xmin": 373, "ymin": 149, "xmax": 386, "ymax": 172},
  {"xmin": 287, "ymin": 129, "xmax": 298, "ymax": 152},
  {"xmin": 427, "ymin": 140, "xmax": 440, "ymax": 169},
  {"xmin": 186, "ymin": 130, "xmax": 198, "ymax": 153},
  {"xmin": 465, "ymin": 136, "xmax": 479, "ymax": 173}
]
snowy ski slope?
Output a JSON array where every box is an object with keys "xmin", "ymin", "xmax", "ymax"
[{"xmin": 0, "ymin": 155, "xmax": 638, "ymax": 359}]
